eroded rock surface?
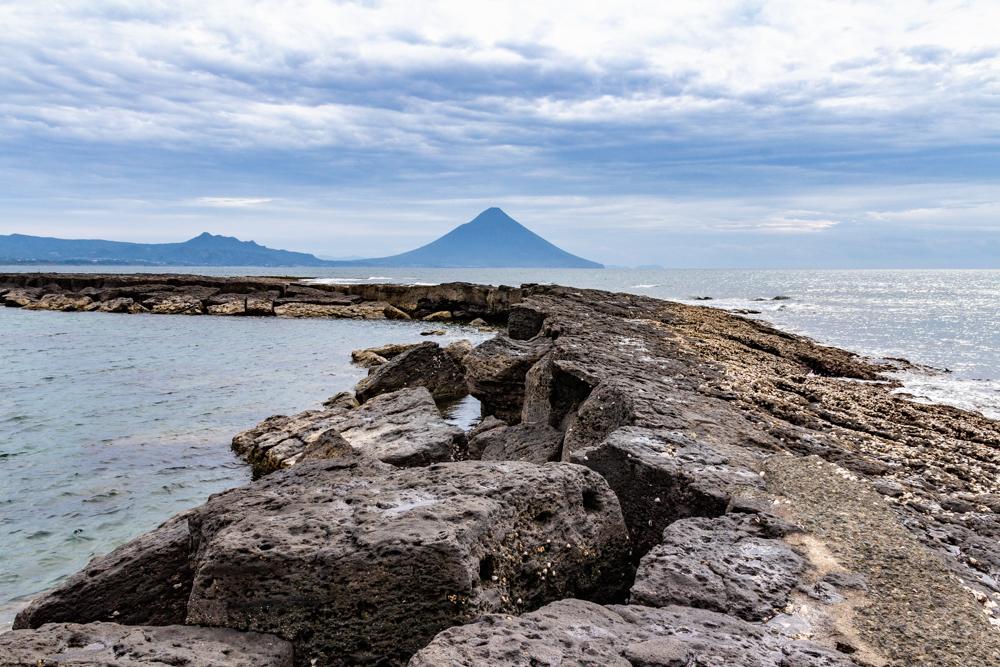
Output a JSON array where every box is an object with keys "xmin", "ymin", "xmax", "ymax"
[
  {"xmin": 630, "ymin": 512, "xmax": 804, "ymax": 621},
  {"xmin": 0, "ymin": 622, "xmax": 293, "ymax": 667},
  {"xmin": 356, "ymin": 341, "xmax": 468, "ymax": 403},
  {"xmin": 232, "ymin": 387, "xmax": 465, "ymax": 477},
  {"xmin": 409, "ymin": 598, "xmax": 857, "ymax": 667}
]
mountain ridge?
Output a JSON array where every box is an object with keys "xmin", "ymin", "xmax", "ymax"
[{"xmin": 0, "ymin": 208, "xmax": 603, "ymax": 268}]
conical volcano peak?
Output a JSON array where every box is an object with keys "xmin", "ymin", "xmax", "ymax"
[
  {"xmin": 337, "ymin": 207, "xmax": 603, "ymax": 268},
  {"xmin": 467, "ymin": 207, "xmax": 520, "ymax": 227}
]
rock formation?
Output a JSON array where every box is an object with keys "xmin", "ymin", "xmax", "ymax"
[
  {"xmin": 5, "ymin": 275, "xmax": 1000, "ymax": 666},
  {"xmin": 232, "ymin": 387, "xmax": 466, "ymax": 477}
]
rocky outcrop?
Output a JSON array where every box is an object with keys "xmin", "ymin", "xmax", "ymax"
[
  {"xmin": 467, "ymin": 422, "xmax": 564, "ymax": 463},
  {"xmin": 9, "ymin": 276, "xmax": 1000, "ymax": 667},
  {"xmin": 232, "ymin": 387, "xmax": 465, "ymax": 477},
  {"xmin": 20, "ymin": 457, "xmax": 629, "ymax": 666},
  {"xmin": 569, "ymin": 427, "xmax": 764, "ymax": 558},
  {"xmin": 464, "ymin": 336, "xmax": 551, "ymax": 422},
  {"xmin": 23, "ymin": 293, "xmax": 92, "ymax": 311},
  {"xmin": 184, "ymin": 460, "xmax": 628, "ymax": 665},
  {"xmin": 409, "ymin": 598, "xmax": 856, "ymax": 666},
  {"xmin": 355, "ymin": 341, "xmax": 468, "ymax": 403},
  {"xmin": 0, "ymin": 273, "xmax": 519, "ymax": 322},
  {"xmin": 0, "ymin": 622, "xmax": 293, "ymax": 666}
]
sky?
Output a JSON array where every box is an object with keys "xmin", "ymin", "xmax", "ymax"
[{"xmin": 1, "ymin": 0, "xmax": 999, "ymax": 267}]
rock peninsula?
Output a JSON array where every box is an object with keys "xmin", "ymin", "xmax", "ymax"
[{"xmin": 2, "ymin": 273, "xmax": 999, "ymax": 666}]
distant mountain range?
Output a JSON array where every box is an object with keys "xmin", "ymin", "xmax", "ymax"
[{"xmin": 0, "ymin": 208, "xmax": 603, "ymax": 268}]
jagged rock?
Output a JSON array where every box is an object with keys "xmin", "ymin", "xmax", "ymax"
[
  {"xmin": 274, "ymin": 301, "xmax": 391, "ymax": 319},
  {"xmin": 206, "ymin": 294, "xmax": 247, "ymax": 316},
  {"xmin": 276, "ymin": 286, "xmax": 361, "ymax": 306},
  {"xmin": 409, "ymin": 599, "xmax": 856, "ymax": 666},
  {"xmin": 14, "ymin": 513, "xmax": 194, "ymax": 629},
  {"xmin": 351, "ymin": 350, "xmax": 388, "ymax": 368},
  {"xmin": 357, "ymin": 342, "xmax": 422, "ymax": 360},
  {"xmin": 245, "ymin": 294, "xmax": 275, "ymax": 316},
  {"xmin": 468, "ymin": 422, "xmax": 564, "ymax": 463},
  {"xmin": 422, "ymin": 310, "xmax": 452, "ymax": 322},
  {"xmin": 468, "ymin": 317, "xmax": 489, "ymax": 328},
  {"xmin": 232, "ymin": 387, "xmax": 466, "ymax": 476},
  {"xmin": 570, "ymin": 427, "xmax": 766, "ymax": 558},
  {"xmin": 443, "ymin": 339, "xmax": 473, "ymax": 363},
  {"xmin": 147, "ymin": 294, "xmax": 204, "ymax": 315},
  {"xmin": 0, "ymin": 622, "xmax": 293, "ymax": 667},
  {"xmin": 630, "ymin": 512, "xmax": 804, "ymax": 621},
  {"xmin": 181, "ymin": 460, "xmax": 629, "ymax": 665},
  {"xmin": 355, "ymin": 342, "xmax": 467, "ymax": 403},
  {"xmin": 420, "ymin": 329, "xmax": 445, "ymax": 336},
  {"xmin": 23, "ymin": 294, "xmax": 93, "ymax": 312},
  {"xmin": 383, "ymin": 304, "xmax": 411, "ymax": 320},
  {"xmin": 3, "ymin": 287, "xmax": 43, "ymax": 307},
  {"xmin": 96, "ymin": 297, "xmax": 146, "ymax": 314},
  {"xmin": 465, "ymin": 336, "xmax": 552, "ymax": 423},
  {"xmin": 507, "ymin": 305, "xmax": 546, "ymax": 340}
]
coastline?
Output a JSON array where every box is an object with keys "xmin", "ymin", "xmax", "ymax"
[{"xmin": 2, "ymin": 274, "xmax": 999, "ymax": 665}]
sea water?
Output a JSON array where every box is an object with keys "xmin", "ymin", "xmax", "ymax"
[
  {"xmin": 1, "ymin": 266, "xmax": 998, "ymax": 626},
  {"xmin": 0, "ymin": 306, "xmax": 489, "ymax": 626}
]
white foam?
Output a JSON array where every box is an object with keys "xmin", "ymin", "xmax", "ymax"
[
  {"xmin": 631, "ymin": 284, "xmax": 658, "ymax": 288},
  {"xmin": 301, "ymin": 277, "xmax": 366, "ymax": 285},
  {"xmin": 892, "ymin": 371, "xmax": 1000, "ymax": 420}
]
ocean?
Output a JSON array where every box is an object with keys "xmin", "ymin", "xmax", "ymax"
[{"xmin": 1, "ymin": 266, "xmax": 998, "ymax": 627}]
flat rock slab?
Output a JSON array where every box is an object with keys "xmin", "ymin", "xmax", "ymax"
[
  {"xmin": 409, "ymin": 598, "xmax": 857, "ymax": 666},
  {"xmin": 355, "ymin": 341, "xmax": 468, "ymax": 403},
  {"xmin": 232, "ymin": 387, "xmax": 465, "ymax": 477},
  {"xmin": 630, "ymin": 512, "xmax": 804, "ymax": 621},
  {"xmin": 0, "ymin": 622, "xmax": 292, "ymax": 667},
  {"xmin": 184, "ymin": 460, "xmax": 629, "ymax": 665}
]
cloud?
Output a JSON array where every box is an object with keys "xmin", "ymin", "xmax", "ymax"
[
  {"xmin": 195, "ymin": 197, "xmax": 273, "ymax": 208},
  {"xmin": 0, "ymin": 1, "xmax": 998, "ymax": 266}
]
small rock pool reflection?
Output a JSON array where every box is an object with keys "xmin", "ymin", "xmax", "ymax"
[{"xmin": 0, "ymin": 308, "xmax": 491, "ymax": 627}]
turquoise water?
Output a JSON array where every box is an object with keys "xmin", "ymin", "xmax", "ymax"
[
  {"xmin": 0, "ymin": 307, "xmax": 488, "ymax": 626},
  {"xmin": 2, "ymin": 267, "xmax": 998, "ymax": 627}
]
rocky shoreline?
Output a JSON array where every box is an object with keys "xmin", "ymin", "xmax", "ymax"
[{"xmin": 2, "ymin": 274, "xmax": 999, "ymax": 666}]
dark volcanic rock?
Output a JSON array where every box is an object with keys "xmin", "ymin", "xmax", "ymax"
[
  {"xmin": 630, "ymin": 512, "xmax": 804, "ymax": 620},
  {"xmin": 507, "ymin": 304, "xmax": 546, "ymax": 340},
  {"xmin": 409, "ymin": 598, "xmax": 857, "ymax": 666},
  {"xmin": 467, "ymin": 422, "xmax": 564, "ymax": 463},
  {"xmin": 465, "ymin": 336, "xmax": 551, "ymax": 422},
  {"xmin": 232, "ymin": 387, "xmax": 465, "ymax": 477},
  {"xmin": 355, "ymin": 341, "xmax": 468, "ymax": 403},
  {"xmin": 14, "ymin": 513, "xmax": 193, "ymax": 629},
  {"xmin": 183, "ymin": 460, "xmax": 630, "ymax": 666},
  {"xmin": 0, "ymin": 622, "xmax": 293, "ymax": 667},
  {"xmin": 570, "ymin": 427, "xmax": 765, "ymax": 559}
]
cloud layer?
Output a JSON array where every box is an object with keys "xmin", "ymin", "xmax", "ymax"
[{"xmin": 1, "ymin": 0, "xmax": 998, "ymax": 266}]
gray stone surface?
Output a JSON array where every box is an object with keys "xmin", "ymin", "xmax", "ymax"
[
  {"xmin": 232, "ymin": 387, "xmax": 465, "ymax": 477},
  {"xmin": 468, "ymin": 422, "xmax": 564, "ymax": 463},
  {"xmin": 465, "ymin": 336, "xmax": 551, "ymax": 423},
  {"xmin": 630, "ymin": 512, "xmax": 804, "ymax": 621},
  {"xmin": 409, "ymin": 599, "xmax": 857, "ymax": 666},
  {"xmin": 0, "ymin": 622, "xmax": 293, "ymax": 667},
  {"xmin": 570, "ymin": 426, "xmax": 766, "ymax": 558},
  {"xmin": 183, "ymin": 460, "xmax": 629, "ymax": 666},
  {"xmin": 356, "ymin": 341, "xmax": 468, "ymax": 403}
]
